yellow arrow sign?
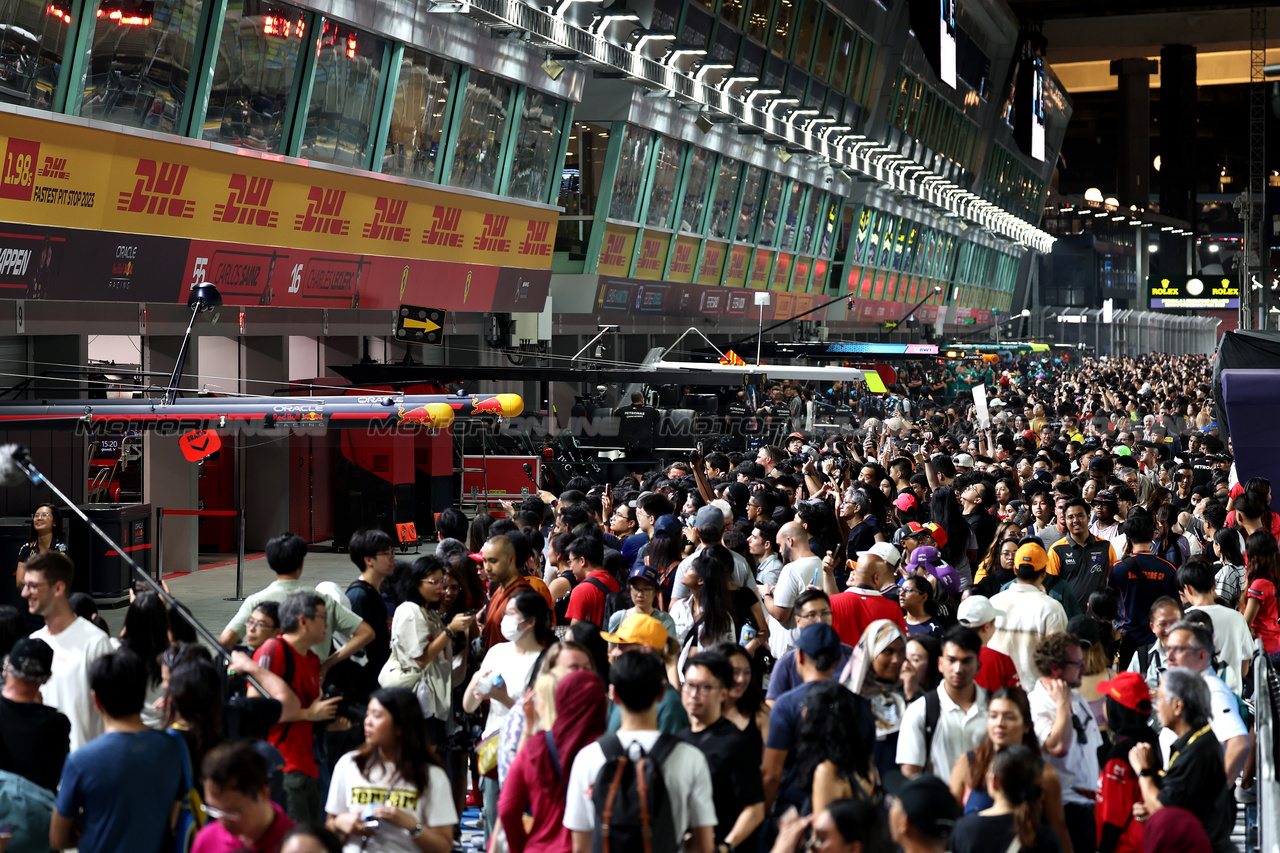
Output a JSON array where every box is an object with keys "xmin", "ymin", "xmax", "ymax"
[{"xmin": 403, "ymin": 317, "xmax": 441, "ymax": 333}]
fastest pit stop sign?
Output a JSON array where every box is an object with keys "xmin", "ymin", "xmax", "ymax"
[{"xmin": 397, "ymin": 304, "xmax": 445, "ymax": 345}]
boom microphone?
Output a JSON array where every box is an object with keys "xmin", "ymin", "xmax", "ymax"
[{"xmin": 0, "ymin": 444, "xmax": 261, "ymax": 690}]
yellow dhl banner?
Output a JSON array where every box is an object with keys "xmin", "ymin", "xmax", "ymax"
[{"xmin": 0, "ymin": 111, "xmax": 557, "ymax": 269}]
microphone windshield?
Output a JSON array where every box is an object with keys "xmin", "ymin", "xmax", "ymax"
[{"xmin": 0, "ymin": 445, "xmax": 29, "ymax": 489}]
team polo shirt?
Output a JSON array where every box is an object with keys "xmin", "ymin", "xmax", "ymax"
[
  {"xmin": 1046, "ymin": 534, "xmax": 1117, "ymax": 611},
  {"xmin": 1108, "ymin": 552, "xmax": 1179, "ymax": 645}
]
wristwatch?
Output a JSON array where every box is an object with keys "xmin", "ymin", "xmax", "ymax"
[
  {"xmin": 410, "ymin": 821, "xmax": 424, "ymax": 838},
  {"xmin": 717, "ymin": 843, "xmax": 735, "ymax": 853},
  {"xmin": 1139, "ymin": 768, "xmax": 1160, "ymax": 778},
  {"xmin": 444, "ymin": 628, "xmax": 457, "ymax": 641}
]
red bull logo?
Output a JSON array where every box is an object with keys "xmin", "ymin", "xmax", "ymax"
[
  {"xmin": 469, "ymin": 394, "xmax": 523, "ymax": 417},
  {"xmin": 396, "ymin": 403, "xmax": 454, "ymax": 429}
]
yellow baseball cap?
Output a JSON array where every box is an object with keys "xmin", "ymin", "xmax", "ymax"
[{"xmin": 599, "ymin": 612, "xmax": 669, "ymax": 648}]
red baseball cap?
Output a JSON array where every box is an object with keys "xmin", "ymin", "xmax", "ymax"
[
  {"xmin": 1095, "ymin": 671, "xmax": 1151, "ymax": 714},
  {"xmin": 922, "ymin": 521, "xmax": 948, "ymax": 549},
  {"xmin": 893, "ymin": 493, "xmax": 918, "ymax": 512}
]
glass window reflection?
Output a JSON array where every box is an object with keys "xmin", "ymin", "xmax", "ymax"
[
  {"xmin": 706, "ymin": 156, "xmax": 740, "ymax": 239},
  {"xmin": 735, "ymin": 165, "xmax": 765, "ymax": 242},
  {"xmin": 0, "ymin": 0, "xmax": 66, "ymax": 109},
  {"xmin": 797, "ymin": 188, "xmax": 822, "ymax": 253},
  {"xmin": 80, "ymin": 0, "xmax": 204, "ymax": 132},
  {"xmin": 644, "ymin": 135, "xmax": 680, "ymax": 227},
  {"xmin": 609, "ymin": 124, "xmax": 650, "ymax": 222},
  {"xmin": 756, "ymin": 172, "xmax": 784, "ymax": 246},
  {"xmin": 678, "ymin": 146, "xmax": 714, "ymax": 232},
  {"xmin": 778, "ymin": 180, "xmax": 804, "ymax": 249},
  {"xmin": 204, "ymin": 0, "xmax": 305, "ymax": 152},
  {"xmin": 507, "ymin": 88, "xmax": 564, "ymax": 202},
  {"xmin": 449, "ymin": 68, "xmax": 511, "ymax": 193},
  {"xmin": 300, "ymin": 21, "xmax": 386, "ymax": 167},
  {"xmin": 382, "ymin": 47, "xmax": 453, "ymax": 181}
]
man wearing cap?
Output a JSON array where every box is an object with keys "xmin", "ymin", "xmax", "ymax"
[
  {"xmin": 887, "ymin": 775, "xmax": 959, "ymax": 853},
  {"xmin": 764, "ymin": 522, "xmax": 823, "ymax": 628},
  {"xmin": 956, "ymin": 596, "xmax": 1019, "ymax": 692},
  {"xmin": 761, "ymin": 623, "xmax": 874, "ymax": 809},
  {"xmin": 896, "ymin": 626, "xmax": 989, "ymax": 780},
  {"xmin": 988, "ymin": 541, "xmax": 1069, "ymax": 688},
  {"xmin": 1028, "ymin": 632, "xmax": 1103, "ymax": 853},
  {"xmin": 1047, "ymin": 497, "xmax": 1118, "ymax": 613},
  {"xmin": 599, "ymin": 613, "xmax": 689, "ymax": 734},
  {"xmin": 671, "ymin": 504, "xmax": 758, "ymax": 601},
  {"xmin": 826, "ymin": 544, "xmax": 907, "ymax": 647},
  {"xmin": 0, "ymin": 636, "xmax": 69, "ymax": 791},
  {"xmin": 1109, "ymin": 513, "xmax": 1180, "ymax": 671},
  {"xmin": 1090, "ymin": 489, "xmax": 1121, "ymax": 542},
  {"xmin": 1094, "ymin": 670, "xmax": 1155, "ymax": 853}
]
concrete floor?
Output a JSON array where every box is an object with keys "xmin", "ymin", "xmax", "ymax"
[{"xmin": 96, "ymin": 542, "xmax": 434, "ymax": 637}]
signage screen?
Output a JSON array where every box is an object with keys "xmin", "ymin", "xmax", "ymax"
[{"xmin": 1148, "ymin": 274, "xmax": 1239, "ymax": 309}]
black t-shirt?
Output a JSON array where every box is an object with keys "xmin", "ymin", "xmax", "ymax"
[
  {"xmin": 1158, "ymin": 725, "xmax": 1234, "ymax": 853},
  {"xmin": 950, "ymin": 812, "xmax": 1062, "ymax": 853},
  {"xmin": 677, "ymin": 717, "xmax": 765, "ymax": 844},
  {"xmin": 846, "ymin": 521, "xmax": 878, "ymax": 560},
  {"xmin": 223, "ymin": 695, "xmax": 283, "ymax": 741},
  {"xmin": 616, "ymin": 404, "xmax": 660, "ymax": 449},
  {"xmin": 0, "ymin": 695, "xmax": 70, "ymax": 791},
  {"xmin": 965, "ymin": 511, "xmax": 999, "ymax": 557},
  {"xmin": 329, "ymin": 578, "xmax": 390, "ymax": 702}
]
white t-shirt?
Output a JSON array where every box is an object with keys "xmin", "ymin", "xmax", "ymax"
[
  {"xmin": 1028, "ymin": 681, "xmax": 1102, "ymax": 806},
  {"xmin": 390, "ymin": 602, "xmax": 450, "ymax": 720},
  {"xmin": 772, "ymin": 556, "xmax": 824, "ymax": 617},
  {"xmin": 895, "ymin": 685, "xmax": 989, "ymax": 780},
  {"xmin": 476, "ymin": 641, "xmax": 542, "ymax": 737},
  {"xmin": 34, "ymin": 616, "xmax": 113, "ymax": 751},
  {"xmin": 1186, "ymin": 604, "xmax": 1254, "ymax": 694},
  {"xmin": 670, "ymin": 548, "xmax": 758, "ymax": 600},
  {"xmin": 564, "ymin": 730, "xmax": 716, "ymax": 840},
  {"xmin": 325, "ymin": 751, "xmax": 457, "ymax": 853}
]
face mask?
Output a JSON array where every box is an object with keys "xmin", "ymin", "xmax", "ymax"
[{"xmin": 500, "ymin": 614, "xmax": 528, "ymax": 643}]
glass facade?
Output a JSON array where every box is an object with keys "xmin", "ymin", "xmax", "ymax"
[
  {"xmin": 677, "ymin": 146, "xmax": 715, "ymax": 233},
  {"xmin": 382, "ymin": 48, "xmax": 454, "ymax": 182},
  {"xmin": 300, "ymin": 20, "xmax": 386, "ymax": 167},
  {"xmin": 204, "ymin": 0, "xmax": 306, "ymax": 151},
  {"xmin": 707, "ymin": 157, "xmax": 740, "ymax": 240},
  {"xmin": 80, "ymin": 0, "xmax": 204, "ymax": 133},
  {"xmin": 0, "ymin": 0, "xmax": 66, "ymax": 109},
  {"xmin": 644, "ymin": 135, "xmax": 680, "ymax": 227},
  {"xmin": 735, "ymin": 165, "xmax": 764, "ymax": 241},
  {"xmin": 507, "ymin": 89, "xmax": 564, "ymax": 202},
  {"xmin": 449, "ymin": 68, "xmax": 511, "ymax": 192},
  {"xmin": 757, "ymin": 171, "xmax": 784, "ymax": 246},
  {"xmin": 609, "ymin": 123, "xmax": 650, "ymax": 221}
]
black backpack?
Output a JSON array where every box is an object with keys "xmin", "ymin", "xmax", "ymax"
[
  {"xmin": 584, "ymin": 577, "xmax": 627, "ymax": 629},
  {"xmin": 591, "ymin": 734, "xmax": 678, "ymax": 853}
]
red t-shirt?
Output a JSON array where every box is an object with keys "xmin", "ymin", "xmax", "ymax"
[
  {"xmin": 976, "ymin": 645, "xmax": 1020, "ymax": 692},
  {"xmin": 254, "ymin": 637, "xmax": 321, "ymax": 777},
  {"xmin": 1247, "ymin": 578, "xmax": 1280, "ymax": 654},
  {"xmin": 565, "ymin": 569, "xmax": 620, "ymax": 625},
  {"xmin": 830, "ymin": 589, "xmax": 907, "ymax": 646},
  {"xmin": 1095, "ymin": 757, "xmax": 1144, "ymax": 853}
]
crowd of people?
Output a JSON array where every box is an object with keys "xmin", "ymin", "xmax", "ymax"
[{"xmin": 0, "ymin": 351, "xmax": 1269, "ymax": 853}]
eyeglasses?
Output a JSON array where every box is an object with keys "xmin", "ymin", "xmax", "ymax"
[
  {"xmin": 796, "ymin": 609, "xmax": 832, "ymax": 622},
  {"xmin": 421, "ymin": 577, "xmax": 444, "ymax": 587},
  {"xmin": 203, "ymin": 804, "xmax": 241, "ymax": 822},
  {"xmin": 32, "ymin": 512, "xmax": 52, "ymax": 519},
  {"xmin": 376, "ymin": 549, "xmax": 394, "ymax": 558},
  {"xmin": 245, "ymin": 619, "xmax": 276, "ymax": 631},
  {"xmin": 20, "ymin": 581, "xmax": 45, "ymax": 591},
  {"xmin": 681, "ymin": 681, "xmax": 722, "ymax": 695},
  {"xmin": 1165, "ymin": 644, "xmax": 1197, "ymax": 657}
]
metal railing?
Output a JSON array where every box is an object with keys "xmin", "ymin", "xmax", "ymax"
[{"xmin": 1256, "ymin": 638, "xmax": 1279, "ymax": 853}]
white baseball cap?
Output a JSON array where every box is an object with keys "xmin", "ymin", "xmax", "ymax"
[
  {"xmin": 856, "ymin": 542, "xmax": 902, "ymax": 569},
  {"xmin": 953, "ymin": 453, "xmax": 976, "ymax": 469},
  {"xmin": 957, "ymin": 595, "xmax": 1005, "ymax": 627}
]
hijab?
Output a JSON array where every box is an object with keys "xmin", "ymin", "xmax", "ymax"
[
  {"xmin": 841, "ymin": 619, "xmax": 905, "ymax": 697},
  {"xmin": 543, "ymin": 670, "xmax": 607, "ymax": 785},
  {"xmin": 1142, "ymin": 806, "xmax": 1212, "ymax": 853}
]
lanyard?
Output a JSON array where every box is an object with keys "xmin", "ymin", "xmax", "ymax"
[{"xmin": 1165, "ymin": 724, "xmax": 1212, "ymax": 774}]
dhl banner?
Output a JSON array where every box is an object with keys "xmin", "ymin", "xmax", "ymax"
[
  {"xmin": 696, "ymin": 241, "xmax": 726, "ymax": 286},
  {"xmin": 723, "ymin": 245, "xmax": 750, "ymax": 288},
  {"xmin": 633, "ymin": 231, "xmax": 672, "ymax": 281},
  {"xmin": 667, "ymin": 235, "xmax": 699, "ymax": 284},
  {"xmin": 596, "ymin": 224, "xmax": 638, "ymax": 277},
  {"xmin": 771, "ymin": 253, "xmax": 793, "ymax": 291},
  {"xmin": 747, "ymin": 250, "xmax": 772, "ymax": 289},
  {"xmin": 0, "ymin": 110, "xmax": 557, "ymax": 269}
]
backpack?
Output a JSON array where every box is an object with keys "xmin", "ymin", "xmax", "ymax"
[
  {"xmin": 165, "ymin": 728, "xmax": 207, "ymax": 853},
  {"xmin": 584, "ymin": 577, "xmax": 625, "ymax": 629},
  {"xmin": 921, "ymin": 690, "xmax": 942, "ymax": 774},
  {"xmin": 0, "ymin": 769, "xmax": 55, "ymax": 853},
  {"xmin": 590, "ymin": 734, "xmax": 678, "ymax": 853}
]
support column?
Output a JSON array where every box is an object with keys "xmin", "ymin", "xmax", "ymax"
[
  {"xmin": 1109, "ymin": 58, "xmax": 1159, "ymax": 209},
  {"xmin": 241, "ymin": 337, "xmax": 290, "ymax": 549},
  {"xmin": 1159, "ymin": 46, "xmax": 1198, "ymax": 225},
  {"xmin": 142, "ymin": 336, "xmax": 199, "ymax": 575}
]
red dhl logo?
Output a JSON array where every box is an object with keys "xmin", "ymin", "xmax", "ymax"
[
  {"xmin": 727, "ymin": 251, "xmax": 747, "ymax": 276},
  {"xmin": 518, "ymin": 220, "xmax": 551, "ymax": 256},
  {"xmin": 636, "ymin": 239, "xmax": 663, "ymax": 271},
  {"xmin": 117, "ymin": 159, "xmax": 194, "ymax": 218},
  {"xmin": 213, "ymin": 174, "xmax": 277, "ymax": 228},
  {"xmin": 294, "ymin": 186, "xmax": 349, "ymax": 235},
  {"xmin": 423, "ymin": 205, "xmax": 464, "ymax": 247},
  {"xmin": 670, "ymin": 243, "xmax": 693, "ymax": 274},
  {"xmin": 474, "ymin": 214, "xmax": 511, "ymax": 253},
  {"xmin": 363, "ymin": 197, "xmax": 411, "ymax": 242},
  {"xmin": 600, "ymin": 233, "xmax": 629, "ymax": 269},
  {"xmin": 38, "ymin": 156, "xmax": 68, "ymax": 180},
  {"xmin": 699, "ymin": 247, "xmax": 722, "ymax": 277}
]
